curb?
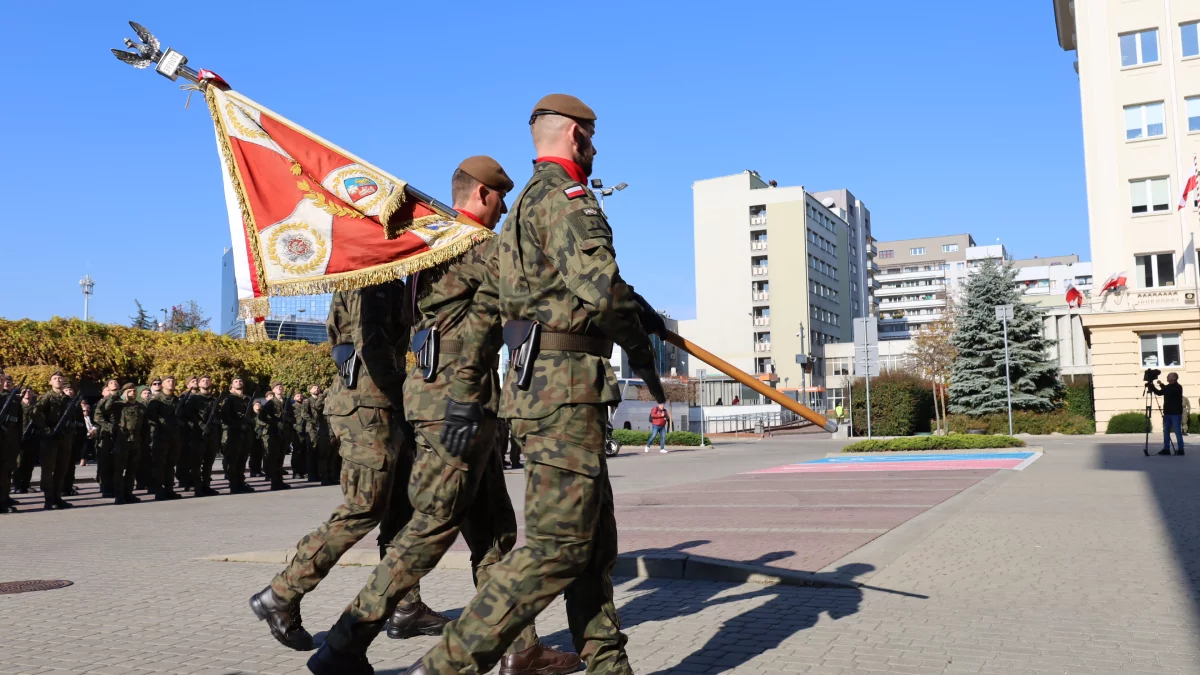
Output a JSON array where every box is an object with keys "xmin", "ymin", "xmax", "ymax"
[
  {"xmin": 203, "ymin": 549, "xmax": 858, "ymax": 589},
  {"xmin": 827, "ymin": 446, "xmax": 1045, "ymax": 458}
]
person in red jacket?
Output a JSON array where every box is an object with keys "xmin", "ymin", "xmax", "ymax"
[{"xmin": 645, "ymin": 402, "xmax": 671, "ymax": 453}]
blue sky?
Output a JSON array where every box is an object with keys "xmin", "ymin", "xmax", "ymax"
[{"xmin": 0, "ymin": 1, "xmax": 1084, "ymax": 326}]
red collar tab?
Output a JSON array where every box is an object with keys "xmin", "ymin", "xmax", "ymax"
[
  {"xmin": 536, "ymin": 156, "xmax": 587, "ymax": 184},
  {"xmin": 455, "ymin": 209, "xmax": 483, "ymax": 226}
]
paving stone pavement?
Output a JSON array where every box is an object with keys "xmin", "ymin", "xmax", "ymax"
[{"xmin": 2, "ymin": 436, "xmax": 1200, "ymax": 674}]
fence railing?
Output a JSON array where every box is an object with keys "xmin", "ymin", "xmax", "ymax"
[{"xmin": 697, "ymin": 409, "xmax": 810, "ymax": 434}]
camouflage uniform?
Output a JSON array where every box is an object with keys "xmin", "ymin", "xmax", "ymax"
[
  {"xmin": 305, "ymin": 393, "xmax": 335, "ymax": 483},
  {"xmin": 268, "ymin": 280, "xmax": 422, "ymax": 606},
  {"xmin": 62, "ymin": 401, "xmax": 87, "ymax": 496},
  {"xmin": 220, "ymin": 392, "xmax": 249, "ymax": 491},
  {"xmin": 0, "ymin": 388, "xmax": 23, "ymax": 505},
  {"xmin": 34, "ymin": 389, "xmax": 75, "ymax": 508},
  {"xmin": 13, "ymin": 400, "xmax": 39, "ymax": 492},
  {"xmin": 421, "ymin": 160, "xmax": 661, "ymax": 674},
  {"xmin": 146, "ymin": 391, "xmax": 183, "ymax": 497},
  {"xmin": 114, "ymin": 396, "xmax": 146, "ymax": 501},
  {"xmin": 291, "ymin": 398, "xmax": 309, "ymax": 478},
  {"xmin": 184, "ymin": 391, "xmax": 221, "ymax": 494},
  {"xmin": 323, "ymin": 227, "xmax": 543, "ymax": 658},
  {"xmin": 136, "ymin": 399, "xmax": 153, "ymax": 491},
  {"xmin": 258, "ymin": 396, "xmax": 290, "ymax": 487},
  {"xmin": 254, "ymin": 410, "xmax": 269, "ymax": 476},
  {"xmin": 94, "ymin": 392, "xmax": 121, "ymax": 496}
]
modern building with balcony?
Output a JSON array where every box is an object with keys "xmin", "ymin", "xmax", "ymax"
[
  {"xmin": 1054, "ymin": 0, "xmax": 1200, "ymax": 430},
  {"xmin": 677, "ymin": 170, "xmax": 874, "ymax": 407}
]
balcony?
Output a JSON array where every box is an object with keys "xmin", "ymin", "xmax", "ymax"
[
  {"xmin": 875, "ymin": 268, "xmax": 947, "ymax": 282},
  {"xmin": 753, "ymin": 316, "xmax": 771, "ymax": 327},
  {"xmin": 880, "ymin": 312, "xmax": 943, "ymax": 324},
  {"xmin": 752, "ymin": 291, "xmax": 770, "ymax": 302},
  {"xmin": 750, "ymin": 240, "xmax": 768, "ymax": 251},
  {"xmin": 875, "ymin": 283, "xmax": 945, "ymax": 297},
  {"xmin": 750, "ymin": 214, "xmax": 767, "ymax": 226},
  {"xmin": 865, "ymin": 242, "xmax": 877, "ymax": 258},
  {"xmin": 754, "ymin": 342, "xmax": 772, "ymax": 353},
  {"xmin": 751, "ymin": 266, "xmax": 769, "ymax": 276},
  {"xmin": 867, "ymin": 259, "xmax": 880, "ymax": 273},
  {"xmin": 878, "ymin": 297, "xmax": 944, "ymax": 311}
]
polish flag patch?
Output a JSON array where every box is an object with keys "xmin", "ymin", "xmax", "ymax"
[{"xmin": 564, "ymin": 185, "xmax": 586, "ymax": 200}]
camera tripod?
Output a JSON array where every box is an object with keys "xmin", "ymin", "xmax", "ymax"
[{"xmin": 1142, "ymin": 381, "xmax": 1181, "ymax": 456}]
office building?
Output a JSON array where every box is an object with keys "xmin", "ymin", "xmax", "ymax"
[
  {"xmin": 220, "ymin": 248, "xmax": 331, "ymax": 343},
  {"xmin": 1053, "ymin": 0, "xmax": 1200, "ymax": 430},
  {"xmin": 677, "ymin": 170, "xmax": 874, "ymax": 406}
]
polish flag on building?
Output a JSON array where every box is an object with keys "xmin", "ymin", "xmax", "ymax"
[
  {"xmin": 198, "ymin": 73, "xmax": 489, "ymax": 338},
  {"xmin": 1065, "ymin": 283, "xmax": 1084, "ymax": 308},
  {"xmin": 1180, "ymin": 155, "xmax": 1199, "ymax": 210},
  {"xmin": 1099, "ymin": 271, "xmax": 1127, "ymax": 294}
]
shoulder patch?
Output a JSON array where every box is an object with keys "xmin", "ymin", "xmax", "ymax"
[
  {"xmin": 583, "ymin": 207, "xmax": 599, "ymax": 216},
  {"xmin": 564, "ymin": 185, "xmax": 587, "ymax": 200}
]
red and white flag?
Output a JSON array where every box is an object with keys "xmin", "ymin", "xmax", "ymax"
[
  {"xmin": 1065, "ymin": 283, "xmax": 1084, "ymax": 308},
  {"xmin": 1099, "ymin": 271, "xmax": 1127, "ymax": 294},
  {"xmin": 1180, "ymin": 155, "xmax": 1199, "ymax": 210},
  {"xmin": 200, "ymin": 77, "xmax": 489, "ymax": 336}
]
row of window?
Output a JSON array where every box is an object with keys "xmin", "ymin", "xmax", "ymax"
[
  {"xmin": 1120, "ymin": 23, "xmax": 1199, "ymax": 69},
  {"xmin": 809, "ymin": 280, "xmax": 838, "ymax": 301},
  {"xmin": 810, "ymin": 305, "xmax": 840, "ymax": 327},
  {"xmin": 907, "ymin": 244, "xmax": 958, "ymax": 256},
  {"xmin": 1124, "ymin": 99, "xmax": 1200, "ymax": 140},
  {"xmin": 1131, "ymin": 177, "xmax": 1171, "ymax": 214},
  {"xmin": 827, "ymin": 355, "xmax": 909, "ymax": 378},
  {"xmin": 806, "ymin": 204, "xmax": 838, "ymax": 233},
  {"xmin": 809, "ymin": 255, "xmax": 838, "ymax": 280},
  {"xmin": 880, "ymin": 279, "xmax": 942, "ymax": 290},
  {"xmin": 808, "ymin": 229, "xmax": 837, "ymax": 256}
]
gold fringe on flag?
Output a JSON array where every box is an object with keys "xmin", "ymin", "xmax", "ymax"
[{"xmin": 245, "ymin": 321, "xmax": 269, "ymax": 342}]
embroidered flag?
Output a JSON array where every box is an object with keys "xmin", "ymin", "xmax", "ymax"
[
  {"xmin": 200, "ymin": 76, "xmax": 489, "ymax": 336},
  {"xmin": 564, "ymin": 185, "xmax": 586, "ymax": 200}
]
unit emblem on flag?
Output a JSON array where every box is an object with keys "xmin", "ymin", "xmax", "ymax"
[
  {"xmin": 266, "ymin": 221, "xmax": 330, "ymax": 276},
  {"xmin": 322, "ymin": 164, "xmax": 392, "ymax": 216},
  {"xmin": 344, "ymin": 176, "xmax": 378, "ymax": 203}
]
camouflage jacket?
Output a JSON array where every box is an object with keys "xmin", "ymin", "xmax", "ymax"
[
  {"xmin": 146, "ymin": 392, "xmax": 182, "ymax": 432},
  {"xmin": 33, "ymin": 389, "xmax": 71, "ymax": 437},
  {"xmin": 291, "ymin": 399, "xmax": 307, "ymax": 436},
  {"xmin": 257, "ymin": 398, "xmax": 283, "ymax": 436},
  {"xmin": 405, "ymin": 226, "xmax": 502, "ymax": 422},
  {"xmin": 120, "ymin": 399, "xmax": 146, "ymax": 443},
  {"xmin": 325, "ymin": 280, "xmax": 410, "ymax": 415},
  {"xmin": 0, "ymin": 388, "xmax": 22, "ymax": 432},
  {"xmin": 183, "ymin": 391, "xmax": 220, "ymax": 437},
  {"xmin": 21, "ymin": 401, "xmax": 38, "ymax": 439},
  {"xmin": 95, "ymin": 393, "xmax": 121, "ymax": 435},
  {"xmin": 302, "ymin": 394, "xmax": 328, "ymax": 438},
  {"xmin": 221, "ymin": 392, "xmax": 247, "ymax": 435},
  {"xmin": 497, "ymin": 161, "xmax": 655, "ymax": 418},
  {"xmin": 65, "ymin": 400, "xmax": 87, "ymax": 437}
]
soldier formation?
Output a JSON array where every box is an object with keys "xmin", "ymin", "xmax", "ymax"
[{"xmin": 0, "ymin": 369, "xmax": 335, "ymax": 511}]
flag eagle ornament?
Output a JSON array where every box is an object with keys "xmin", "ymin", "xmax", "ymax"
[{"xmin": 200, "ymin": 79, "xmax": 490, "ymax": 333}]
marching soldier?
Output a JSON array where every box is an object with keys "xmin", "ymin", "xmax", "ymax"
[
  {"xmin": 309, "ymin": 157, "xmax": 579, "ymax": 675},
  {"xmin": 291, "ymin": 391, "xmax": 308, "ymax": 479},
  {"xmin": 221, "ymin": 377, "xmax": 252, "ymax": 493},
  {"xmin": 251, "ymin": 279, "xmax": 450, "ymax": 655},
  {"xmin": 113, "ymin": 383, "xmax": 145, "ymax": 504},
  {"xmin": 146, "ymin": 376, "xmax": 184, "ymax": 500},
  {"xmin": 0, "ymin": 374, "xmax": 23, "ymax": 513},
  {"xmin": 35, "ymin": 371, "xmax": 78, "ymax": 511},
  {"xmin": 404, "ymin": 95, "xmax": 668, "ymax": 675},
  {"xmin": 94, "ymin": 379, "xmax": 121, "ymax": 498},
  {"xmin": 13, "ymin": 388, "xmax": 38, "ymax": 494},
  {"xmin": 184, "ymin": 376, "xmax": 221, "ymax": 497}
]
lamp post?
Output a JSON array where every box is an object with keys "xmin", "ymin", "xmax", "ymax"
[
  {"xmin": 275, "ymin": 314, "xmax": 295, "ymax": 341},
  {"xmin": 697, "ymin": 368, "xmax": 706, "ymax": 448},
  {"xmin": 590, "ymin": 179, "xmax": 628, "ymax": 213},
  {"xmin": 79, "ymin": 275, "xmax": 95, "ymax": 321},
  {"xmin": 995, "ymin": 304, "xmax": 1015, "ymax": 436}
]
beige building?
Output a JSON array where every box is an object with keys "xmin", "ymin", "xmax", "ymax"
[
  {"xmin": 677, "ymin": 170, "xmax": 874, "ymax": 406},
  {"xmin": 1054, "ymin": 0, "xmax": 1200, "ymax": 431}
]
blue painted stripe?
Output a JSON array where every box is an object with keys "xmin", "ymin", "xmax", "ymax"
[{"xmin": 807, "ymin": 452, "xmax": 1035, "ymax": 465}]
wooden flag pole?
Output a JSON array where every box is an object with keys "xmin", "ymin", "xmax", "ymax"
[{"xmin": 663, "ymin": 330, "xmax": 838, "ymax": 433}]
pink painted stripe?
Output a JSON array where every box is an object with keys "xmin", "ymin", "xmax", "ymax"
[{"xmin": 749, "ymin": 459, "xmax": 1024, "ymax": 474}]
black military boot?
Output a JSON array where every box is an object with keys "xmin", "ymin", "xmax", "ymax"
[
  {"xmin": 249, "ymin": 586, "xmax": 314, "ymax": 651},
  {"xmin": 385, "ymin": 602, "xmax": 451, "ymax": 639},
  {"xmin": 307, "ymin": 643, "xmax": 373, "ymax": 675}
]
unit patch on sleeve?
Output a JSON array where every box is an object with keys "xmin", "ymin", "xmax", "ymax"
[{"xmin": 564, "ymin": 185, "xmax": 587, "ymax": 200}]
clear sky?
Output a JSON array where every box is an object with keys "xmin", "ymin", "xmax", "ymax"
[{"xmin": 0, "ymin": 1, "xmax": 1084, "ymax": 326}]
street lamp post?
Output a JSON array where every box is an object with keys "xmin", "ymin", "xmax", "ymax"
[
  {"xmin": 995, "ymin": 304, "xmax": 1015, "ymax": 436},
  {"xmin": 697, "ymin": 368, "xmax": 706, "ymax": 448},
  {"xmin": 590, "ymin": 179, "xmax": 628, "ymax": 213},
  {"xmin": 79, "ymin": 275, "xmax": 95, "ymax": 321}
]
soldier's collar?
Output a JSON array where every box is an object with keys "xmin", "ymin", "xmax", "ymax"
[{"xmin": 535, "ymin": 157, "xmax": 587, "ymax": 184}]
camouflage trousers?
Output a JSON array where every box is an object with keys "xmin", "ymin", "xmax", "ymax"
[
  {"xmin": 152, "ymin": 428, "xmax": 181, "ymax": 495},
  {"xmin": 264, "ymin": 430, "xmax": 288, "ymax": 484},
  {"xmin": 0, "ymin": 423, "xmax": 19, "ymax": 501},
  {"xmin": 190, "ymin": 432, "xmax": 220, "ymax": 491},
  {"xmin": 220, "ymin": 429, "xmax": 245, "ymax": 490},
  {"xmin": 323, "ymin": 416, "xmax": 540, "ymax": 657},
  {"xmin": 249, "ymin": 433, "xmax": 264, "ymax": 476},
  {"xmin": 39, "ymin": 434, "xmax": 73, "ymax": 506},
  {"xmin": 420, "ymin": 403, "xmax": 628, "ymax": 675},
  {"xmin": 63, "ymin": 431, "xmax": 85, "ymax": 495},
  {"xmin": 270, "ymin": 406, "xmax": 420, "ymax": 606},
  {"xmin": 94, "ymin": 431, "xmax": 115, "ymax": 495},
  {"xmin": 112, "ymin": 434, "xmax": 141, "ymax": 500},
  {"xmin": 291, "ymin": 433, "xmax": 308, "ymax": 478}
]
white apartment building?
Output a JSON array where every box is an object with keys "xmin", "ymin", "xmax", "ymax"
[
  {"xmin": 1054, "ymin": 0, "xmax": 1200, "ymax": 431},
  {"xmin": 677, "ymin": 170, "xmax": 874, "ymax": 404}
]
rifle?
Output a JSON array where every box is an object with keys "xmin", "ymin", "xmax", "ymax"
[
  {"xmin": 243, "ymin": 391, "xmax": 257, "ymax": 423},
  {"xmin": 0, "ymin": 376, "xmax": 27, "ymax": 423},
  {"xmin": 201, "ymin": 391, "xmax": 229, "ymax": 436},
  {"xmin": 50, "ymin": 392, "xmax": 83, "ymax": 438}
]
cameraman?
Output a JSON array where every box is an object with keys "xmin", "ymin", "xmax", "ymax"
[{"xmin": 1152, "ymin": 373, "xmax": 1186, "ymax": 456}]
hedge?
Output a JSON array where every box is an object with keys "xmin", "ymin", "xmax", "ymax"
[
  {"xmin": 1106, "ymin": 412, "xmax": 1149, "ymax": 434},
  {"xmin": 0, "ymin": 318, "xmax": 335, "ymax": 394},
  {"xmin": 947, "ymin": 410, "xmax": 1095, "ymax": 435},
  {"xmin": 842, "ymin": 434, "xmax": 1027, "ymax": 452},
  {"xmin": 849, "ymin": 372, "xmax": 934, "ymax": 437},
  {"xmin": 1064, "ymin": 382, "xmax": 1095, "ymax": 420},
  {"xmin": 611, "ymin": 429, "xmax": 712, "ymax": 447}
]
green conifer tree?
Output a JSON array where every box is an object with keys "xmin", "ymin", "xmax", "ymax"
[
  {"xmin": 129, "ymin": 299, "xmax": 155, "ymax": 330},
  {"xmin": 949, "ymin": 259, "xmax": 1063, "ymax": 414}
]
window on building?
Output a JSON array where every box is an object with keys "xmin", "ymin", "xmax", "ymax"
[
  {"xmin": 1075, "ymin": 276, "xmax": 1092, "ymax": 286},
  {"xmin": 1136, "ymin": 252, "xmax": 1175, "ymax": 287},
  {"xmin": 829, "ymin": 357, "xmax": 852, "ymax": 377},
  {"xmin": 1130, "ymin": 177, "xmax": 1170, "ymax": 214},
  {"xmin": 1141, "ymin": 332, "xmax": 1182, "ymax": 367},
  {"xmin": 956, "ymin": 262, "xmax": 965, "ymax": 269},
  {"xmin": 1187, "ymin": 97, "xmax": 1200, "ymax": 133},
  {"xmin": 1120, "ymin": 29, "xmax": 1160, "ymax": 67},
  {"xmin": 910, "ymin": 247, "xmax": 926, "ymax": 256},
  {"xmin": 879, "ymin": 249, "xmax": 894, "ymax": 259},
  {"xmin": 1124, "ymin": 102, "xmax": 1166, "ymax": 140},
  {"xmin": 1183, "ymin": 22, "xmax": 1199, "ymax": 58},
  {"xmin": 942, "ymin": 243, "xmax": 959, "ymax": 252}
]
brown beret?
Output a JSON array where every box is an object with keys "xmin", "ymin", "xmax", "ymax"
[
  {"xmin": 458, "ymin": 156, "xmax": 514, "ymax": 194},
  {"xmin": 50, "ymin": 370, "xmax": 64, "ymax": 378},
  {"xmin": 121, "ymin": 383, "xmax": 136, "ymax": 392},
  {"xmin": 530, "ymin": 94, "xmax": 596, "ymax": 124}
]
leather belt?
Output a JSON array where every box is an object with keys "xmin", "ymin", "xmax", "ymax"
[
  {"xmin": 410, "ymin": 337, "xmax": 464, "ymax": 357},
  {"xmin": 539, "ymin": 331, "xmax": 613, "ymax": 358}
]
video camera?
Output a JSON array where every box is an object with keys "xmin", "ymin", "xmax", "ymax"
[{"xmin": 1144, "ymin": 368, "xmax": 1161, "ymax": 383}]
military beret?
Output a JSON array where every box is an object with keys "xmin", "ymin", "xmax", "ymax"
[
  {"xmin": 50, "ymin": 370, "xmax": 64, "ymax": 378},
  {"xmin": 457, "ymin": 156, "xmax": 514, "ymax": 194},
  {"xmin": 271, "ymin": 382, "xmax": 284, "ymax": 388},
  {"xmin": 121, "ymin": 383, "xmax": 136, "ymax": 392},
  {"xmin": 151, "ymin": 378, "xmax": 162, "ymax": 385},
  {"xmin": 529, "ymin": 94, "xmax": 596, "ymax": 125}
]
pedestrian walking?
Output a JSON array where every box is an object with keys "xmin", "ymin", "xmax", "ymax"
[{"xmin": 645, "ymin": 401, "xmax": 671, "ymax": 453}]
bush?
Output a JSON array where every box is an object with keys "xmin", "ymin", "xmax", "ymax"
[
  {"xmin": 1106, "ymin": 411, "xmax": 1149, "ymax": 434},
  {"xmin": 946, "ymin": 410, "xmax": 1095, "ymax": 435},
  {"xmin": 1190, "ymin": 413, "xmax": 1200, "ymax": 434},
  {"xmin": 1064, "ymin": 381, "xmax": 1095, "ymax": 420},
  {"xmin": 611, "ymin": 429, "xmax": 712, "ymax": 447},
  {"xmin": 849, "ymin": 372, "xmax": 934, "ymax": 437},
  {"xmin": 843, "ymin": 434, "xmax": 1027, "ymax": 452}
]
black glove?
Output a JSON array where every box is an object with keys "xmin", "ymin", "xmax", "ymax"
[
  {"xmin": 628, "ymin": 349, "xmax": 667, "ymax": 404},
  {"xmin": 634, "ymin": 293, "xmax": 666, "ymax": 336},
  {"xmin": 440, "ymin": 400, "xmax": 484, "ymax": 459}
]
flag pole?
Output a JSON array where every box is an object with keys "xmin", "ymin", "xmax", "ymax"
[{"xmin": 662, "ymin": 330, "xmax": 837, "ymax": 432}]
